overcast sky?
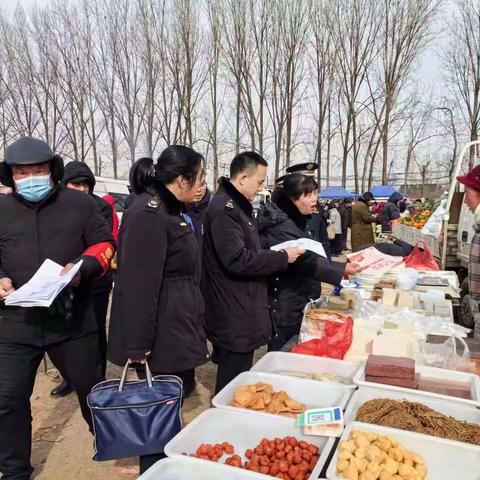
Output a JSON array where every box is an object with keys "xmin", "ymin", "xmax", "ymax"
[{"xmin": 1, "ymin": 0, "xmax": 449, "ymax": 88}]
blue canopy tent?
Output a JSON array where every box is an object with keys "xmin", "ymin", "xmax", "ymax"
[
  {"xmin": 318, "ymin": 186, "xmax": 357, "ymax": 199},
  {"xmin": 370, "ymin": 185, "xmax": 406, "ymax": 198}
]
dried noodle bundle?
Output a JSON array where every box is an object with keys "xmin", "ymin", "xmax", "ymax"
[{"xmin": 356, "ymin": 398, "xmax": 480, "ymax": 446}]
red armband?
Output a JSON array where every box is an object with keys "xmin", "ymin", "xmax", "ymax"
[{"xmin": 82, "ymin": 242, "xmax": 115, "ymax": 275}]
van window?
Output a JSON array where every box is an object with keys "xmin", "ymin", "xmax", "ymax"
[{"xmin": 108, "ymin": 192, "xmax": 129, "ymax": 213}]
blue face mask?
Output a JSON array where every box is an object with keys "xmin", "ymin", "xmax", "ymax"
[{"xmin": 15, "ymin": 174, "xmax": 52, "ymax": 202}]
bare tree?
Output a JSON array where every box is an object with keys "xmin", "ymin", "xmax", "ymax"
[
  {"xmin": 327, "ymin": 0, "xmax": 379, "ymax": 191},
  {"xmin": 377, "ymin": 0, "xmax": 440, "ymax": 183},
  {"xmin": 165, "ymin": 0, "xmax": 207, "ymax": 147},
  {"xmin": 443, "ymin": 0, "xmax": 480, "ymax": 170},
  {"xmin": 309, "ymin": 1, "xmax": 337, "ymax": 189},
  {"xmin": 206, "ymin": 0, "xmax": 222, "ymax": 183},
  {"xmin": 267, "ymin": 0, "xmax": 309, "ymax": 177}
]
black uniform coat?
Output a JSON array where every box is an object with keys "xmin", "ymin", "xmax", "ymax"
[
  {"xmin": 257, "ymin": 192, "xmax": 345, "ymax": 328},
  {"xmin": 108, "ymin": 179, "xmax": 209, "ymax": 372},
  {"xmin": 186, "ymin": 189, "xmax": 211, "ymax": 245},
  {"xmin": 63, "ymin": 160, "xmax": 115, "ymax": 293},
  {"xmin": 0, "ymin": 185, "xmax": 114, "ymax": 346},
  {"xmin": 202, "ymin": 178, "xmax": 288, "ymax": 353}
]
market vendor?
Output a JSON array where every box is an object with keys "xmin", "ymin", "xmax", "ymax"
[{"xmin": 457, "ymin": 165, "xmax": 480, "ymax": 340}]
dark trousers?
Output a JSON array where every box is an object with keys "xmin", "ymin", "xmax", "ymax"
[
  {"xmin": 268, "ymin": 323, "xmax": 301, "ymax": 352},
  {"xmin": 213, "ymin": 347, "xmax": 254, "ymax": 395},
  {"xmin": 330, "ymin": 234, "xmax": 343, "ymax": 255},
  {"xmin": 341, "ymin": 229, "xmax": 348, "ymax": 252},
  {"xmin": 137, "ymin": 368, "xmax": 194, "ymax": 475},
  {"xmin": 0, "ymin": 333, "xmax": 102, "ymax": 480},
  {"xmin": 92, "ymin": 291, "xmax": 110, "ymax": 377}
]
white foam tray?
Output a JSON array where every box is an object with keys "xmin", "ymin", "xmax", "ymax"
[
  {"xmin": 343, "ymin": 386, "xmax": 480, "ymax": 432},
  {"xmin": 353, "ymin": 362, "xmax": 480, "ymax": 407},
  {"xmin": 326, "ymin": 421, "xmax": 480, "ymax": 480},
  {"xmin": 251, "ymin": 352, "xmax": 361, "ymax": 389},
  {"xmin": 139, "ymin": 457, "xmax": 267, "ymax": 479},
  {"xmin": 212, "ymin": 371, "xmax": 352, "ymax": 420},
  {"xmin": 165, "ymin": 408, "xmax": 334, "ymax": 480}
]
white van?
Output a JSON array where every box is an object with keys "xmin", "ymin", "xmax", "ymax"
[
  {"xmin": 252, "ymin": 190, "xmax": 271, "ymax": 215},
  {"xmin": 93, "ymin": 176, "xmax": 130, "ymax": 220}
]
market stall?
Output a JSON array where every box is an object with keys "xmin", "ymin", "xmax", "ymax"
[
  {"xmin": 318, "ymin": 187, "xmax": 357, "ymax": 200},
  {"xmin": 140, "ymin": 250, "xmax": 480, "ymax": 480}
]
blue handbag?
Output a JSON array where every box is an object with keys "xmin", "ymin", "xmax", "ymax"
[{"xmin": 87, "ymin": 362, "xmax": 183, "ymax": 461}]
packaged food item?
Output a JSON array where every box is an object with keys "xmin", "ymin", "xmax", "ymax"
[
  {"xmin": 298, "ymin": 407, "xmax": 344, "ymax": 437},
  {"xmin": 336, "ymin": 430, "xmax": 427, "ymax": 480},
  {"xmin": 355, "ymin": 398, "xmax": 480, "ymax": 446},
  {"xmin": 305, "ymin": 308, "xmax": 348, "ymax": 323},
  {"xmin": 229, "ymin": 382, "xmax": 306, "ymax": 417}
]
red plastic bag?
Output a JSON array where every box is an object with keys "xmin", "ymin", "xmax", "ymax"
[
  {"xmin": 404, "ymin": 241, "xmax": 439, "ymax": 271},
  {"xmin": 292, "ymin": 316, "xmax": 353, "ymax": 360}
]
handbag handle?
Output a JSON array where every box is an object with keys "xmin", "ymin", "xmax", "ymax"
[{"xmin": 118, "ymin": 361, "xmax": 153, "ymax": 392}]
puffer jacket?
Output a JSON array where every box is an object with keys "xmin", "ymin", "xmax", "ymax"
[
  {"xmin": 381, "ymin": 192, "xmax": 403, "ymax": 232},
  {"xmin": 257, "ymin": 192, "xmax": 345, "ymax": 328}
]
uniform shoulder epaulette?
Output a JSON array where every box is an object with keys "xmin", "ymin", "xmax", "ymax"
[
  {"xmin": 145, "ymin": 196, "xmax": 161, "ymax": 212},
  {"xmin": 225, "ymin": 199, "xmax": 235, "ymax": 210}
]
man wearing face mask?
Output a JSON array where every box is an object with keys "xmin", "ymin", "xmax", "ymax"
[
  {"xmin": 202, "ymin": 151, "xmax": 305, "ymax": 393},
  {"xmin": 0, "ymin": 137, "xmax": 115, "ymax": 480}
]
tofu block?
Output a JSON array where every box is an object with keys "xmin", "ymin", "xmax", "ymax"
[
  {"xmin": 396, "ymin": 291, "xmax": 414, "ymax": 309},
  {"xmin": 365, "ymin": 354, "xmax": 415, "ymax": 380},
  {"xmin": 366, "ymin": 374, "xmax": 419, "ymax": 389},
  {"xmin": 372, "ymin": 334, "xmax": 413, "ymax": 358},
  {"xmin": 382, "ymin": 288, "xmax": 398, "ymax": 306}
]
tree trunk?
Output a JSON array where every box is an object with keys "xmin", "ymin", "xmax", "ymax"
[
  {"xmin": 382, "ymin": 97, "xmax": 392, "ymax": 184},
  {"xmin": 342, "ymin": 107, "xmax": 352, "ymax": 188},
  {"xmin": 352, "ymin": 111, "xmax": 359, "ymax": 193},
  {"xmin": 235, "ymin": 82, "xmax": 241, "ymax": 155},
  {"xmin": 404, "ymin": 145, "xmax": 413, "ymax": 191},
  {"xmin": 470, "ymin": 129, "xmax": 478, "ymax": 171},
  {"xmin": 326, "ymin": 101, "xmax": 331, "ymax": 187}
]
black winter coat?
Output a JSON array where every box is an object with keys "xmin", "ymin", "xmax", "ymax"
[
  {"xmin": 381, "ymin": 192, "xmax": 403, "ymax": 232},
  {"xmin": 108, "ymin": 180, "xmax": 209, "ymax": 372},
  {"xmin": 257, "ymin": 193, "xmax": 345, "ymax": 328},
  {"xmin": 307, "ymin": 211, "xmax": 332, "ymax": 260},
  {"xmin": 186, "ymin": 189, "xmax": 211, "ymax": 245},
  {"xmin": 338, "ymin": 204, "xmax": 352, "ymax": 232},
  {"xmin": 63, "ymin": 160, "xmax": 114, "ymax": 293},
  {"xmin": 202, "ymin": 178, "xmax": 288, "ymax": 353},
  {"xmin": 0, "ymin": 185, "xmax": 115, "ymax": 346},
  {"xmin": 91, "ymin": 196, "xmax": 114, "ymax": 293}
]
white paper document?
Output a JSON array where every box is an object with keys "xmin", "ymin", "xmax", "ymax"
[
  {"xmin": 5, "ymin": 259, "xmax": 83, "ymax": 308},
  {"xmin": 271, "ymin": 238, "xmax": 327, "ymax": 258}
]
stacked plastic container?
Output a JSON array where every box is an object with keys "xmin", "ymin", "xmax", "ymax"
[{"xmin": 140, "ymin": 351, "xmax": 480, "ymax": 479}]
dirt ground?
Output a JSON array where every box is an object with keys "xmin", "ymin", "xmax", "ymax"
[
  {"xmin": 30, "ymin": 357, "xmax": 222, "ymax": 480},
  {"xmin": 29, "ymin": 278, "xmax": 339, "ymax": 480}
]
